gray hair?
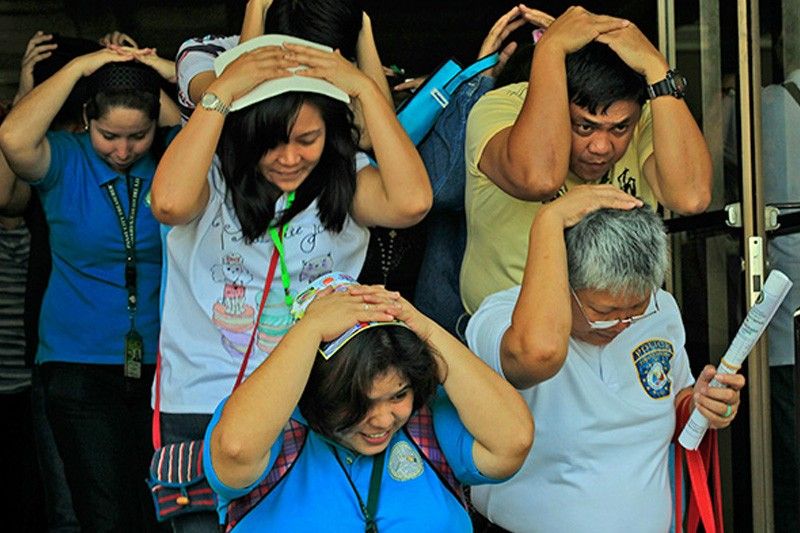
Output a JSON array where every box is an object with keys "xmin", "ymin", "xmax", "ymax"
[{"xmin": 565, "ymin": 206, "xmax": 668, "ymax": 296}]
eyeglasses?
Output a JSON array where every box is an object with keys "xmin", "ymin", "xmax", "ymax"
[{"xmin": 570, "ymin": 287, "xmax": 659, "ymax": 330}]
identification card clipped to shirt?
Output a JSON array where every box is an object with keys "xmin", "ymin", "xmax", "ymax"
[{"xmin": 124, "ymin": 329, "xmax": 144, "ymax": 379}]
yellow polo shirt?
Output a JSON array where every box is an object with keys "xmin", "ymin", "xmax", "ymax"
[{"xmin": 460, "ymin": 82, "xmax": 657, "ymax": 314}]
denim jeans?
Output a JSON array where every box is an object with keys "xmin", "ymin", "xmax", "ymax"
[
  {"xmin": 41, "ymin": 362, "xmax": 162, "ymax": 533},
  {"xmin": 414, "ymin": 213, "xmax": 467, "ymax": 336},
  {"xmin": 159, "ymin": 412, "xmax": 218, "ymax": 533},
  {"xmin": 413, "ymin": 76, "xmax": 495, "ymax": 335}
]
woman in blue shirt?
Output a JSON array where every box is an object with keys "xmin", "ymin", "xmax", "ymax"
[
  {"xmin": 0, "ymin": 47, "xmax": 178, "ymax": 532},
  {"xmin": 205, "ymin": 274, "xmax": 533, "ymax": 531}
]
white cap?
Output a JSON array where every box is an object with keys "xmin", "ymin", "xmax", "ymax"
[{"xmin": 213, "ymin": 34, "xmax": 351, "ymax": 112}]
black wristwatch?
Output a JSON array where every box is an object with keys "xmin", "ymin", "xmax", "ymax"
[{"xmin": 646, "ymin": 69, "xmax": 687, "ymax": 100}]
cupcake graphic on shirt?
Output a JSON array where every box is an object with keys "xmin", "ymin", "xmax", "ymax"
[{"xmin": 211, "ymin": 253, "xmax": 256, "ymax": 358}]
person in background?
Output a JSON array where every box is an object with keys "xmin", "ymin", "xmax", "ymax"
[
  {"xmin": 0, "ymin": 45, "xmax": 179, "ymax": 531},
  {"xmin": 175, "ymin": 0, "xmax": 390, "ymax": 136},
  {"xmin": 759, "ymin": 67, "xmax": 800, "ymax": 532},
  {"xmin": 460, "ymin": 5, "xmax": 713, "ymax": 316}
]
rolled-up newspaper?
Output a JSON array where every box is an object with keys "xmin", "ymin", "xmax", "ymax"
[{"xmin": 678, "ymin": 270, "xmax": 793, "ymax": 450}]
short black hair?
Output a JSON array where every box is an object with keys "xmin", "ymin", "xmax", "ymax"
[
  {"xmin": 566, "ymin": 41, "xmax": 646, "ymax": 114},
  {"xmin": 264, "ymin": 0, "xmax": 362, "ymax": 59},
  {"xmin": 298, "ymin": 326, "xmax": 441, "ymax": 438},
  {"xmin": 85, "ymin": 61, "xmax": 161, "ymax": 121},
  {"xmin": 216, "ymin": 92, "xmax": 359, "ymax": 242}
]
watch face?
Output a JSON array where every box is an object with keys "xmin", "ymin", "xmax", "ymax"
[
  {"xmin": 672, "ymin": 72, "xmax": 688, "ymax": 93},
  {"xmin": 201, "ymin": 93, "xmax": 218, "ymax": 108}
]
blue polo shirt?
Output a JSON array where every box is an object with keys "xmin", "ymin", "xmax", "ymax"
[
  {"xmin": 205, "ymin": 389, "xmax": 503, "ymax": 531},
  {"xmin": 32, "ymin": 130, "xmax": 169, "ymax": 365}
]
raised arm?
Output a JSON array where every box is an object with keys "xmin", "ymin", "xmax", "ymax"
[
  {"xmin": 240, "ymin": 0, "xmax": 272, "ymax": 43},
  {"xmin": 150, "ymin": 46, "xmax": 294, "ymax": 225},
  {"xmin": 0, "ymin": 49, "xmax": 133, "ymax": 181},
  {"xmin": 183, "ymin": 0, "xmax": 272, "ymax": 107},
  {"xmin": 596, "ymin": 24, "xmax": 712, "ymax": 214},
  {"xmin": 286, "ymin": 44, "xmax": 431, "ymax": 228},
  {"xmin": 478, "ymin": 7, "xmax": 628, "ymax": 200},
  {"xmin": 0, "ymin": 31, "xmax": 56, "ymax": 213},
  {"xmin": 498, "ymin": 185, "xmax": 642, "ymax": 389},
  {"xmin": 210, "ymin": 288, "xmax": 399, "ymax": 489},
  {"xmin": 376, "ymin": 291, "xmax": 533, "ymax": 479},
  {"xmin": 355, "ymin": 12, "xmax": 391, "ymax": 105}
]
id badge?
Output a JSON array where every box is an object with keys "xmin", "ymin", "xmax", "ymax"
[{"xmin": 124, "ymin": 329, "xmax": 144, "ymax": 379}]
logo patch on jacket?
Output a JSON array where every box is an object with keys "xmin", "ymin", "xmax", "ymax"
[
  {"xmin": 388, "ymin": 441, "xmax": 424, "ymax": 481},
  {"xmin": 632, "ymin": 338, "xmax": 674, "ymax": 399}
]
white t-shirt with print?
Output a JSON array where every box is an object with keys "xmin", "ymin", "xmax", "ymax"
[
  {"xmin": 467, "ymin": 286, "xmax": 694, "ymax": 533},
  {"xmin": 157, "ymin": 155, "xmax": 370, "ymax": 413}
]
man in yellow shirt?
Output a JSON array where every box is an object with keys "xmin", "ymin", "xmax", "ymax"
[{"xmin": 460, "ymin": 6, "xmax": 712, "ymax": 315}]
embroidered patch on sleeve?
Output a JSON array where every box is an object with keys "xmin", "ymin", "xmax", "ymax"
[
  {"xmin": 388, "ymin": 441, "xmax": 425, "ymax": 482},
  {"xmin": 631, "ymin": 338, "xmax": 674, "ymax": 399}
]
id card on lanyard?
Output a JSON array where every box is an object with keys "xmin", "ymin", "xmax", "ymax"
[{"xmin": 104, "ymin": 174, "xmax": 143, "ymax": 379}]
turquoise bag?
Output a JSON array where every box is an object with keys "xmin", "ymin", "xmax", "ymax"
[{"xmin": 396, "ymin": 52, "xmax": 499, "ymax": 145}]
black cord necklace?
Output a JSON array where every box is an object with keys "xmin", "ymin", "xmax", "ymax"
[{"xmin": 329, "ymin": 445, "xmax": 386, "ymax": 533}]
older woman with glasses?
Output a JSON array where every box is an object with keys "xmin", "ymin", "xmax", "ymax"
[{"xmin": 465, "ymin": 185, "xmax": 745, "ymax": 533}]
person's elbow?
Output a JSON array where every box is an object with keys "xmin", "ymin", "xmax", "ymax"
[
  {"xmin": 390, "ymin": 182, "xmax": 433, "ymax": 228},
  {"xmin": 486, "ymin": 407, "xmax": 534, "ymax": 479},
  {"xmin": 0, "ymin": 124, "xmax": 21, "ymax": 158},
  {"xmin": 496, "ymin": 164, "xmax": 564, "ymax": 202},
  {"xmin": 149, "ymin": 184, "xmax": 196, "ymax": 226},
  {"xmin": 663, "ymin": 179, "xmax": 712, "ymax": 215},
  {"xmin": 517, "ymin": 168, "xmax": 563, "ymax": 201},
  {"xmin": 502, "ymin": 335, "xmax": 567, "ymax": 390},
  {"xmin": 210, "ymin": 426, "xmax": 265, "ymax": 490}
]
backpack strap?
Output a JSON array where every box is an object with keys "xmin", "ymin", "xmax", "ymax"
[
  {"xmin": 225, "ymin": 419, "xmax": 308, "ymax": 531},
  {"xmin": 443, "ymin": 53, "xmax": 499, "ymax": 95},
  {"xmin": 404, "ymin": 404, "xmax": 466, "ymax": 508},
  {"xmin": 783, "ymin": 81, "xmax": 800, "ymax": 107}
]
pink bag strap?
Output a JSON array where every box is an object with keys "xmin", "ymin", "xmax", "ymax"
[{"xmin": 152, "ymin": 246, "xmax": 281, "ymax": 449}]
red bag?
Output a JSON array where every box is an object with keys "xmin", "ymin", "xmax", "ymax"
[{"xmin": 673, "ymin": 394, "xmax": 724, "ymax": 533}]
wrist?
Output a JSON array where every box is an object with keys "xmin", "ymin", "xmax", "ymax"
[
  {"xmin": 204, "ymin": 82, "xmax": 234, "ymax": 106},
  {"xmin": 643, "ymin": 58, "xmax": 671, "ymax": 84}
]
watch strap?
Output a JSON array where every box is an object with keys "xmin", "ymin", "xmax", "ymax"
[
  {"xmin": 201, "ymin": 92, "xmax": 230, "ymax": 116},
  {"xmin": 646, "ymin": 69, "xmax": 686, "ymax": 100}
]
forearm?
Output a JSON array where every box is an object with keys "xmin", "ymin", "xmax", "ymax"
[
  {"xmin": 356, "ymin": 14, "xmax": 392, "ymax": 105},
  {"xmin": 648, "ymin": 99, "xmax": 712, "ymax": 214},
  {"xmin": 0, "ymin": 62, "xmax": 80, "ymax": 179},
  {"xmin": 429, "ymin": 319, "xmax": 533, "ymax": 478},
  {"xmin": 498, "ymin": 41, "xmax": 571, "ymax": 199},
  {"xmin": 240, "ymin": 0, "xmax": 269, "ymax": 43},
  {"xmin": 211, "ymin": 320, "xmax": 321, "ymax": 488},
  {"xmin": 501, "ymin": 208, "xmax": 570, "ymax": 388},
  {"xmin": 150, "ymin": 104, "xmax": 221, "ymax": 224},
  {"xmin": 358, "ymin": 82, "xmax": 431, "ymax": 225},
  {"xmin": 158, "ymin": 90, "xmax": 181, "ymax": 127}
]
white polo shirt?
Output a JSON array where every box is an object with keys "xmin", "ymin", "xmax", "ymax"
[{"xmin": 467, "ymin": 286, "xmax": 694, "ymax": 533}]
